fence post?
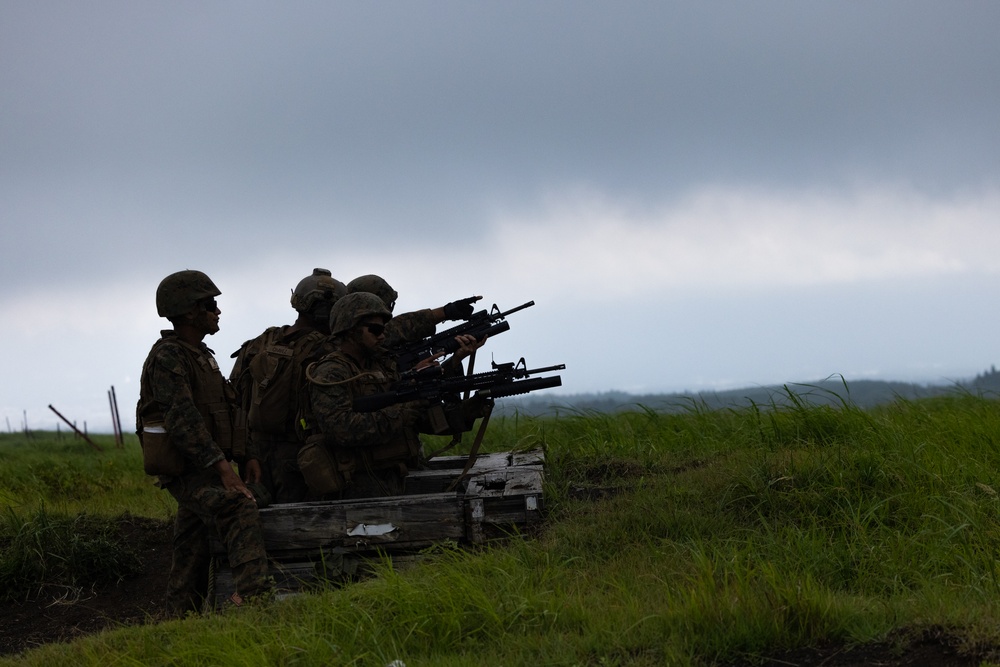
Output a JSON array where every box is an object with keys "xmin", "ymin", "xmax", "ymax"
[
  {"xmin": 111, "ymin": 385, "xmax": 124, "ymax": 447},
  {"xmin": 47, "ymin": 405, "xmax": 102, "ymax": 452}
]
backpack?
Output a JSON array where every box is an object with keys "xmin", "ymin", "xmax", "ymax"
[{"xmin": 231, "ymin": 326, "xmax": 329, "ymax": 437}]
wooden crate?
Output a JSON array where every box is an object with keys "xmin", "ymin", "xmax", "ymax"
[{"xmin": 211, "ymin": 449, "xmax": 544, "ymax": 606}]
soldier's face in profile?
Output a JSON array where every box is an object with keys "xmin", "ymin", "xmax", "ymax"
[
  {"xmin": 357, "ymin": 319, "xmax": 386, "ymax": 351},
  {"xmin": 193, "ymin": 298, "xmax": 221, "ymax": 335}
]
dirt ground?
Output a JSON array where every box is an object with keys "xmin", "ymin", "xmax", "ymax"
[
  {"xmin": 0, "ymin": 517, "xmax": 996, "ymax": 665},
  {"xmin": 0, "ymin": 515, "xmax": 172, "ymax": 657}
]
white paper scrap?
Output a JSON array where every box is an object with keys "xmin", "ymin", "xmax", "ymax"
[{"xmin": 347, "ymin": 523, "xmax": 397, "ymax": 537}]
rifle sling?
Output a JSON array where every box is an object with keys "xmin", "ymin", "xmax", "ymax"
[
  {"xmin": 446, "ymin": 400, "xmax": 493, "ymax": 493},
  {"xmin": 426, "ymin": 433, "xmax": 462, "ymax": 460},
  {"xmin": 429, "ymin": 349, "xmax": 478, "ymax": 459}
]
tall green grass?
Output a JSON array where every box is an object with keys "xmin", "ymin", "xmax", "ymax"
[
  {"xmin": 0, "ymin": 434, "xmax": 173, "ymax": 519},
  {"xmin": 6, "ymin": 391, "xmax": 1000, "ymax": 665},
  {"xmin": 0, "ymin": 508, "xmax": 143, "ymax": 602}
]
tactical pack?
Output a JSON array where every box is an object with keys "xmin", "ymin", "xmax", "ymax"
[{"xmin": 231, "ymin": 326, "xmax": 329, "ymax": 437}]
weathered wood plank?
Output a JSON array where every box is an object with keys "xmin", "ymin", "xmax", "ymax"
[
  {"xmin": 403, "ymin": 450, "xmax": 544, "ymax": 494},
  {"xmin": 211, "ymin": 492, "xmax": 466, "ymax": 557},
  {"xmin": 403, "ymin": 468, "xmax": 466, "ymax": 495},
  {"xmin": 509, "ymin": 450, "xmax": 545, "ymax": 467},
  {"xmin": 466, "ymin": 469, "xmax": 543, "ymax": 498},
  {"xmin": 259, "ymin": 492, "xmax": 466, "ymax": 553},
  {"xmin": 422, "ymin": 450, "xmax": 520, "ymax": 471}
]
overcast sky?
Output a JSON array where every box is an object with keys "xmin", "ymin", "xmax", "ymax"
[{"xmin": 3, "ymin": 2, "xmax": 999, "ymax": 434}]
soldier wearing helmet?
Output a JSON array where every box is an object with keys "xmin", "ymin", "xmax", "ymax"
[
  {"xmin": 137, "ymin": 270, "xmax": 270, "ymax": 615},
  {"xmin": 291, "ymin": 268, "xmax": 349, "ymax": 335},
  {"xmin": 154, "ymin": 269, "xmax": 222, "ymax": 319},
  {"xmin": 301, "ymin": 293, "xmax": 483, "ymax": 500},
  {"xmin": 229, "ymin": 268, "xmax": 347, "ymax": 503},
  {"xmin": 346, "ymin": 274, "xmax": 481, "ymax": 349}
]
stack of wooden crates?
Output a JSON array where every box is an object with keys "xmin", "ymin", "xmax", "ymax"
[{"xmin": 211, "ymin": 449, "xmax": 545, "ymax": 606}]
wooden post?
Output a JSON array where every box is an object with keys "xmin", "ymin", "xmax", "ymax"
[
  {"xmin": 111, "ymin": 385, "xmax": 124, "ymax": 447},
  {"xmin": 107, "ymin": 390, "xmax": 116, "ymax": 444},
  {"xmin": 48, "ymin": 405, "xmax": 102, "ymax": 452},
  {"xmin": 108, "ymin": 388, "xmax": 123, "ymax": 446}
]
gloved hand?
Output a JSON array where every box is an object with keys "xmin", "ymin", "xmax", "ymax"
[
  {"xmin": 461, "ymin": 393, "xmax": 492, "ymax": 422},
  {"xmin": 443, "ymin": 296, "xmax": 480, "ymax": 321}
]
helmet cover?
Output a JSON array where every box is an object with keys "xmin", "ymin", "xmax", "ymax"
[
  {"xmin": 346, "ymin": 274, "xmax": 398, "ymax": 312},
  {"xmin": 156, "ymin": 270, "xmax": 221, "ymax": 318},
  {"xmin": 291, "ymin": 268, "xmax": 347, "ymax": 313},
  {"xmin": 328, "ymin": 292, "xmax": 393, "ymax": 337}
]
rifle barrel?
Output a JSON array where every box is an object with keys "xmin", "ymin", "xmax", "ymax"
[
  {"xmin": 525, "ymin": 363, "xmax": 566, "ymax": 375},
  {"xmin": 498, "ymin": 300, "xmax": 534, "ymax": 318}
]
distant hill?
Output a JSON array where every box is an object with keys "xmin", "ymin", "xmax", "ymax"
[{"xmin": 498, "ymin": 366, "xmax": 1000, "ymax": 416}]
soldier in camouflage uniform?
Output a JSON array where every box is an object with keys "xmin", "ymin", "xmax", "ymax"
[
  {"xmin": 346, "ymin": 274, "xmax": 479, "ymax": 349},
  {"xmin": 304, "ymin": 292, "xmax": 482, "ymax": 499},
  {"xmin": 229, "ymin": 268, "xmax": 347, "ymax": 503},
  {"xmin": 136, "ymin": 270, "xmax": 270, "ymax": 615}
]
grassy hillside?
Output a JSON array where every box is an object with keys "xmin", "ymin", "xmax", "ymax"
[
  {"xmin": 0, "ymin": 433, "xmax": 174, "ymax": 519},
  {"xmin": 4, "ymin": 391, "xmax": 1000, "ymax": 665}
]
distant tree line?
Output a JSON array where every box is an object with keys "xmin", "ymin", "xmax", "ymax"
[{"xmin": 498, "ymin": 367, "xmax": 1000, "ymax": 417}]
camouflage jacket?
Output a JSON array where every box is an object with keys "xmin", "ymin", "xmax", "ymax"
[
  {"xmin": 307, "ymin": 344, "xmax": 412, "ymax": 449},
  {"xmin": 384, "ymin": 308, "xmax": 437, "ymax": 349},
  {"xmin": 136, "ymin": 331, "xmax": 244, "ymax": 476}
]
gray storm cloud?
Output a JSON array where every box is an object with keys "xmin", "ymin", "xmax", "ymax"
[
  {"xmin": 2, "ymin": 2, "xmax": 999, "ymax": 290},
  {"xmin": 2, "ymin": 2, "xmax": 1000, "ymax": 431}
]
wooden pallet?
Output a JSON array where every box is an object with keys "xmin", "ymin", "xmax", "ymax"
[{"xmin": 211, "ymin": 449, "xmax": 544, "ymax": 606}]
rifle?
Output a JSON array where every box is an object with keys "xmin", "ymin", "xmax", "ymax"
[
  {"xmin": 394, "ymin": 300, "xmax": 535, "ymax": 371},
  {"xmin": 352, "ymin": 358, "xmax": 564, "ymax": 413},
  {"xmin": 355, "ymin": 357, "xmax": 563, "ymax": 484}
]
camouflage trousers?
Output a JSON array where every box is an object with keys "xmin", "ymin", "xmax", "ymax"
[{"xmin": 164, "ymin": 467, "xmax": 269, "ymax": 615}]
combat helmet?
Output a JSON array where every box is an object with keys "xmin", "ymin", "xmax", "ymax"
[
  {"xmin": 156, "ymin": 270, "xmax": 221, "ymax": 318},
  {"xmin": 329, "ymin": 292, "xmax": 393, "ymax": 337},
  {"xmin": 290, "ymin": 268, "xmax": 348, "ymax": 313},
  {"xmin": 346, "ymin": 274, "xmax": 398, "ymax": 312}
]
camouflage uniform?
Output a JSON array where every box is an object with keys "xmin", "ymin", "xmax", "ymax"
[
  {"xmin": 230, "ymin": 268, "xmax": 346, "ymax": 503},
  {"xmin": 384, "ymin": 309, "xmax": 437, "ymax": 349},
  {"xmin": 137, "ymin": 330, "xmax": 269, "ymax": 616},
  {"xmin": 230, "ymin": 326, "xmax": 333, "ymax": 502},
  {"xmin": 302, "ymin": 290, "xmax": 484, "ymax": 500},
  {"xmin": 307, "ymin": 343, "xmax": 419, "ymax": 498},
  {"xmin": 302, "ymin": 291, "xmax": 425, "ymax": 499}
]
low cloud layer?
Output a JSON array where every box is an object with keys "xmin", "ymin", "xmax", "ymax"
[{"xmin": 4, "ymin": 183, "xmax": 999, "ymax": 432}]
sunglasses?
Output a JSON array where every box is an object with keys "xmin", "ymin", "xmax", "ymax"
[
  {"xmin": 201, "ymin": 298, "xmax": 218, "ymax": 312},
  {"xmin": 362, "ymin": 322, "xmax": 386, "ymax": 336}
]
